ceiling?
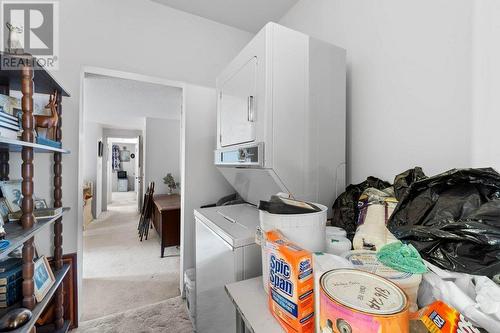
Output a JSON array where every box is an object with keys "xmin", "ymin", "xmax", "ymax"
[
  {"xmin": 84, "ymin": 74, "xmax": 182, "ymax": 130},
  {"xmin": 151, "ymin": 0, "xmax": 299, "ymax": 32}
]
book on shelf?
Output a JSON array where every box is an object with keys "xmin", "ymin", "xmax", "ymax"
[
  {"xmin": 0, "ymin": 258, "xmax": 22, "ymax": 273},
  {"xmin": 0, "ymin": 277, "xmax": 21, "ymax": 293},
  {"xmin": 0, "ymin": 287, "xmax": 21, "ymax": 308},
  {"xmin": 36, "ymin": 136, "xmax": 62, "ymax": 148},
  {"xmin": 0, "ymin": 280, "xmax": 22, "ymax": 304},
  {"xmin": 0, "ymin": 264, "xmax": 22, "ymax": 286},
  {"xmin": 8, "ymin": 207, "xmax": 63, "ymax": 222},
  {"xmin": 0, "ymin": 121, "xmax": 20, "ymax": 132},
  {"xmin": 0, "ymin": 110, "xmax": 17, "ymax": 120},
  {"xmin": 0, "ymin": 114, "xmax": 18, "ymax": 127}
]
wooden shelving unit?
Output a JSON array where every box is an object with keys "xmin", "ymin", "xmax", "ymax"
[
  {"xmin": 1, "ymin": 265, "xmax": 71, "ymax": 333},
  {"xmin": 0, "ymin": 137, "xmax": 70, "ymax": 154},
  {"xmin": 0, "ymin": 209, "xmax": 70, "ymax": 261},
  {"xmin": 0, "ymin": 52, "xmax": 71, "ymax": 332}
]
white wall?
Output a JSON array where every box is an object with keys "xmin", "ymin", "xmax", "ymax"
[
  {"xmin": 144, "ymin": 117, "xmax": 181, "ymax": 194},
  {"xmin": 82, "ymin": 121, "xmax": 103, "ymax": 216},
  {"xmin": 280, "ymin": 0, "xmax": 474, "ymax": 183},
  {"xmin": 472, "ymin": 0, "xmax": 500, "ymax": 169},
  {"xmin": 180, "ymin": 84, "xmax": 233, "ymax": 290}
]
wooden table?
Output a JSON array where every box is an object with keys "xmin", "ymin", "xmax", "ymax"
[
  {"xmin": 151, "ymin": 194, "xmax": 181, "ymax": 257},
  {"xmin": 225, "ymin": 277, "xmax": 283, "ymax": 333}
]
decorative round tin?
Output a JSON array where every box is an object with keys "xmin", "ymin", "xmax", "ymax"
[{"xmin": 319, "ymin": 269, "xmax": 409, "ymax": 333}]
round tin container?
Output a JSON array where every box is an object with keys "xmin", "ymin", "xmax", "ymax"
[
  {"xmin": 343, "ymin": 250, "xmax": 422, "ymax": 311},
  {"xmin": 319, "ymin": 269, "xmax": 409, "ymax": 333}
]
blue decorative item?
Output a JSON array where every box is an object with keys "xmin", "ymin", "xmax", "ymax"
[
  {"xmin": 36, "ymin": 136, "xmax": 62, "ymax": 148},
  {"xmin": 0, "ymin": 240, "xmax": 10, "ymax": 252}
]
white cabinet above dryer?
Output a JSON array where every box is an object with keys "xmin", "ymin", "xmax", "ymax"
[
  {"xmin": 219, "ymin": 57, "xmax": 257, "ymax": 147},
  {"xmin": 215, "ymin": 22, "xmax": 346, "ymax": 215},
  {"xmin": 216, "ymin": 23, "xmax": 269, "ymax": 150}
]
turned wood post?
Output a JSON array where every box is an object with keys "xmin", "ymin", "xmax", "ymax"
[
  {"xmin": 0, "ymin": 149, "xmax": 9, "ymax": 181},
  {"xmin": 53, "ymin": 90, "xmax": 64, "ymax": 329},
  {"xmin": 21, "ymin": 63, "xmax": 35, "ymax": 310},
  {"xmin": 0, "ymin": 80, "xmax": 10, "ymax": 181}
]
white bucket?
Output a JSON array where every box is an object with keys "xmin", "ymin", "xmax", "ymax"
[
  {"xmin": 325, "ymin": 226, "xmax": 347, "ymax": 238},
  {"xmin": 325, "ymin": 235, "xmax": 352, "ymax": 255},
  {"xmin": 259, "ymin": 203, "xmax": 327, "ymax": 293}
]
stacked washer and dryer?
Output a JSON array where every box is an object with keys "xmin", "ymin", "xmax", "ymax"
[{"xmin": 194, "ymin": 22, "xmax": 346, "ymax": 333}]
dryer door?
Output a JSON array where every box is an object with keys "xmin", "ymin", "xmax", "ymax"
[{"xmin": 219, "ymin": 56, "xmax": 257, "ymax": 147}]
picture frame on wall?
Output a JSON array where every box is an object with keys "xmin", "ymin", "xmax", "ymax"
[
  {"xmin": 34, "ymin": 256, "xmax": 55, "ymax": 302},
  {"xmin": 119, "ymin": 147, "xmax": 130, "ymax": 162},
  {"xmin": 0, "ymin": 180, "xmax": 23, "ymax": 213}
]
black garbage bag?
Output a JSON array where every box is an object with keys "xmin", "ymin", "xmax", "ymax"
[
  {"xmin": 393, "ymin": 167, "xmax": 427, "ymax": 200},
  {"xmin": 388, "ymin": 168, "xmax": 500, "ymax": 276},
  {"xmin": 332, "ymin": 176, "xmax": 391, "ymax": 239}
]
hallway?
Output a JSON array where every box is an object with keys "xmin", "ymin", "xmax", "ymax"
[{"xmin": 81, "ymin": 193, "xmax": 180, "ymax": 321}]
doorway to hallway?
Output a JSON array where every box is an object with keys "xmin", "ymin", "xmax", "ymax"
[
  {"xmin": 106, "ymin": 137, "xmax": 142, "ymax": 211},
  {"xmin": 80, "ymin": 70, "xmax": 183, "ymax": 325}
]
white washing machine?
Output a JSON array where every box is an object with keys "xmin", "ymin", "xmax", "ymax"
[{"xmin": 195, "ymin": 203, "xmax": 262, "ymax": 333}]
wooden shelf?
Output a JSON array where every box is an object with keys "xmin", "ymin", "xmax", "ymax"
[
  {"xmin": 0, "ymin": 53, "xmax": 70, "ymax": 97},
  {"xmin": 0, "ymin": 137, "xmax": 70, "ymax": 154},
  {"xmin": 0, "ymin": 265, "xmax": 71, "ymax": 333},
  {"xmin": 0, "ymin": 208, "xmax": 70, "ymax": 260},
  {"xmin": 36, "ymin": 320, "xmax": 71, "ymax": 333},
  {"xmin": 54, "ymin": 320, "xmax": 71, "ymax": 333},
  {"xmin": 0, "ymin": 51, "xmax": 71, "ymax": 331}
]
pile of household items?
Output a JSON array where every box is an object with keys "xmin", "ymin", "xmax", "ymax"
[{"xmin": 258, "ymin": 167, "xmax": 500, "ymax": 333}]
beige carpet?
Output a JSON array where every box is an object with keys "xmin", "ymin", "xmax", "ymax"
[
  {"xmin": 74, "ymin": 297, "xmax": 193, "ymax": 333},
  {"xmin": 81, "ymin": 192, "xmax": 181, "ymax": 322}
]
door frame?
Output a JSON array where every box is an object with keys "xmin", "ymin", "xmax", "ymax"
[
  {"xmin": 105, "ymin": 137, "xmax": 139, "ymax": 204},
  {"xmin": 78, "ymin": 66, "xmax": 186, "ymax": 318}
]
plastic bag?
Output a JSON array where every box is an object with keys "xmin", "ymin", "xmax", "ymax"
[
  {"xmin": 393, "ymin": 166, "xmax": 427, "ymax": 200},
  {"xmin": 388, "ymin": 168, "xmax": 500, "ymax": 276},
  {"xmin": 418, "ymin": 261, "xmax": 500, "ymax": 332},
  {"xmin": 332, "ymin": 176, "xmax": 391, "ymax": 239}
]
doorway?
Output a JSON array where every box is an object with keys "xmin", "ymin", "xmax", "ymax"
[
  {"xmin": 79, "ymin": 69, "xmax": 184, "ymax": 322},
  {"xmin": 106, "ymin": 137, "xmax": 141, "ymax": 210}
]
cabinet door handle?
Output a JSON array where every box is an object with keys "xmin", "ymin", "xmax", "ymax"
[{"xmin": 247, "ymin": 96, "xmax": 255, "ymax": 122}]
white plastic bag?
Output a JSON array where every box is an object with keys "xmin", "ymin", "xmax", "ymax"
[{"xmin": 418, "ymin": 261, "xmax": 500, "ymax": 332}]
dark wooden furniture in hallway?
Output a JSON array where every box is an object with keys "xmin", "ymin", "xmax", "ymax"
[{"xmin": 151, "ymin": 194, "xmax": 181, "ymax": 257}]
